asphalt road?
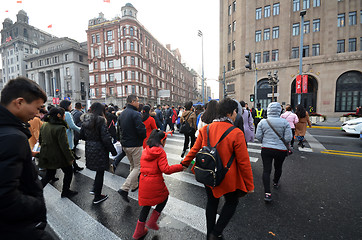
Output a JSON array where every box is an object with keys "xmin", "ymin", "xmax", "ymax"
[{"xmin": 42, "ymin": 129, "xmax": 362, "ymax": 240}]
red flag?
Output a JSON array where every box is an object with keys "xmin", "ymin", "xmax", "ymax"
[
  {"xmin": 47, "ymin": 24, "xmax": 52, "ymax": 28},
  {"xmin": 302, "ymin": 75, "xmax": 308, "ymax": 93},
  {"xmin": 17, "ymin": 1, "xmax": 22, "ymax": 3},
  {"xmin": 296, "ymin": 75, "xmax": 302, "ymax": 94},
  {"xmin": 5, "ymin": 10, "xmax": 9, "ymax": 12},
  {"xmin": 6, "ymin": 36, "xmax": 12, "ymax": 42},
  {"xmin": 103, "ymin": 0, "xmax": 110, "ymax": 2}
]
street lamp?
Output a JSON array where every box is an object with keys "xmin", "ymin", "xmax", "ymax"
[
  {"xmin": 298, "ymin": 10, "xmax": 307, "ymax": 104},
  {"xmin": 198, "ymin": 30, "xmax": 205, "ymax": 105},
  {"xmin": 267, "ymin": 70, "xmax": 279, "ymax": 102}
]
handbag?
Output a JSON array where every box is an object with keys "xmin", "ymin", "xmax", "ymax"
[
  {"xmin": 266, "ymin": 120, "xmax": 293, "ymax": 156},
  {"xmin": 180, "ymin": 112, "xmax": 193, "ymax": 134}
]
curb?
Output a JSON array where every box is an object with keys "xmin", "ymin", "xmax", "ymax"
[{"xmin": 310, "ymin": 126, "xmax": 341, "ymax": 130}]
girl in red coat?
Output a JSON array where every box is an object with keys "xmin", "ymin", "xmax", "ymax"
[
  {"xmin": 133, "ymin": 129, "xmax": 184, "ymax": 239},
  {"xmin": 142, "ymin": 105, "xmax": 157, "ymax": 149}
]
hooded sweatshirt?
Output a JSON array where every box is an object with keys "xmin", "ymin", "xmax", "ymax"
[
  {"xmin": 255, "ymin": 102, "xmax": 292, "ymax": 150},
  {"xmin": 138, "ymin": 145, "xmax": 183, "ymax": 206}
]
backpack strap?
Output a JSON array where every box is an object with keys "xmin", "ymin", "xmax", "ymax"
[{"xmin": 214, "ymin": 126, "xmax": 236, "ymax": 148}]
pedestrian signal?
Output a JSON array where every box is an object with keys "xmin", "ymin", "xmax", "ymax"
[{"xmin": 250, "ymin": 94, "xmax": 255, "ymax": 102}]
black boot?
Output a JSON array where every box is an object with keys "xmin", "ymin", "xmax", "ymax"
[
  {"xmin": 73, "ymin": 161, "xmax": 84, "ymax": 173},
  {"xmin": 181, "ymin": 150, "xmax": 186, "ymax": 158}
]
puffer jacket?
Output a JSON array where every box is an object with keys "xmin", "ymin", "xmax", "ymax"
[
  {"xmin": 0, "ymin": 105, "xmax": 47, "ymax": 236},
  {"xmin": 80, "ymin": 113, "xmax": 117, "ymax": 171},
  {"xmin": 138, "ymin": 145, "xmax": 183, "ymax": 206},
  {"xmin": 256, "ymin": 102, "xmax": 292, "ymax": 150},
  {"xmin": 38, "ymin": 118, "xmax": 74, "ymax": 169}
]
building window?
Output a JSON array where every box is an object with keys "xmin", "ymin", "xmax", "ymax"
[
  {"xmin": 263, "ymin": 51, "xmax": 270, "ymax": 62},
  {"xmin": 272, "ymin": 26, "xmax": 279, "ymax": 39},
  {"xmin": 313, "ymin": 19, "xmax": 320, "ymax": 32},
  {"xmin": 65, "ymin": 54, "xmax": 68, "ymax": 61},
  {"xmin": 233, "ymin": 21, "xmax": 236, "ymax": 32},
  {"xmin": 292, "ymin": 47, "xmax": 299, "ymax": 58},
  {"xmin": 228, "ymin": 24, "xmax": 232, "ymax": 34},
  {"xmin": 233, "ymin": 1, "xmax": 236, "ymax": 12},
  {"xmin": 107, "ymin": 30, "xmax": 113, "ymax": 41},
  {"xmin": 256, "ymin": 8, "xmax": 262, "ymax": 20},
  {"xmin": 227, "ymin": 62, "xmax": 231, "ymax": 71},
  {"xmin": 109, "ymin": 73, "xmax": 114, "ymax": 82},
  {"xmin": 338, "ymin": 13, "xmax": 345, "ymax": 27},
  {"xmin": 124, "ymin": 56, "xmax": 127, "ymax": 65},
  {"xmin": 66, "ymin": 67, "xmax": 70, "ymax": 76},
  {"xmin": 131, "ymin": 71, "xmax": 135, "ymax": 80},
  {"xmin": 303, "ymin": 45, "xmax": 309, "ymax": 57},
  {"xmin": 293, "ymin": 0, "xmax": 300, "ymax": 12},
  {"xmin": 131, "ymin": 56, "xmax": 135, "ymax": 65},
  {"xmin": 228, "ymin": 43, "xmax": 231, "ymax": 53},
  {"xmin": 94, "ymin": 48, "xmax": 99, "ymax": 57},
  {"xmin": 361, "ymin": 37, "xmax": 362, "ymax": 51},
  {"xmin": 109, "ymin": 87, "xmax": 114, "ymax": 96},
  {"xmin": 292, "ymin": 23, "xmax": 300, "ymax": 36},
  {"xmin": 349, "ymin": 12, "xmax": 356, "ymax": 25},
  {"xmin": 348, "ymin": 38, "xmax": 356, "ymax": 52},
  {"xmin": 95, "ymin": 88, "xmax": 99, "ymax": 96},
  {"xmin": 303, "ymin": 21, "xmax": 310, "ymax": 33},
  {"xmin": 130, "ymin": 27, "xmax": 134, "ymax": 36},
  {"xmin": 232, "ymin": 40, "xmax": 236, "ymax": 50},
  {"xmin": 313, "ymin": 0, "xmax": 320, "ymax": 7},
  {"xmin": 255, "ymin": 30, "xmax": 262, "ymax": 42},
  {"xmin": 228, "ymin": 5, "xmax": 232, "ymax": 16},
  {"xmin": 130, "ymin": 42, "xmax": 134, "ymax": 51},
  {"xmin": 108, "ymin": 60, "xmax": 114, "ymax": 68},
  {"xmin": 303, "ymin": 0, "xmax": 310, "ymax": 9},
  {"xmin": 264, "ymin": 5, "xmax": 271, "ymax": 18},
  {"xmin": 96, "ymin": 34, "xmax": 100, "ymax": 43},
  {"xmin": 232, "ymin": 60, "xmax": 235, "ymax": 70},
  {"xmin": 361, "ymin": 11, "xmax": 362, "ymax": 24},
  {"xmin": 335, "ymin": 71, "xmax": 362, "ymax": 112},
  {"xmin": 95, "ymin": 75, "xmax": 98, "ymax": 83},
  {"xmin": 107, "ymin": 46, "xmax": 113, "ymax": 55},
  {"xmin": 337, "ymin": 39, "xmax": 345, "ymax": 53},
  {"xmin": 273, "ymin": 3, "xmax": 280, "ymax": 16},
  {"xmin": 255, "ymin": 52, "xmax": 261, "ymax": 64},
  {"xmin": 264, "ymin": 28, "xmax": 270, "ymax": 40},
  {"xmin": 312, "ymin": 44, "xmax": 320, "ymax": 56},
  {"xmin": 94, "ymin": 61, "xmax": 98, "ymax": 69},
  {"xmin": 91, "ymin": 34, "xmax": 95, "ymax": 43},
  {"xmin": 272, "ymin": 49, "xmax": 279, "ymax": 61},
  {"xmin": 123, "ymin": 41, "xmax": 127, "ymax": 51}
]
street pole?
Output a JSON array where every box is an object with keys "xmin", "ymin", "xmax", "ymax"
[
  {"xmin": 223, "ymin": 66, "xmax": 226, "ymax": 99},
  {"xmin": 298, "ymin": 10, "xmax": 306, "ymax": 105},
  {"xmin": 198, "ymin": 30, "xmax": 205, "ymax": 105},
  {"xmin": 254, "ymin": 62, "xmax": 258, "ymax": 107}
]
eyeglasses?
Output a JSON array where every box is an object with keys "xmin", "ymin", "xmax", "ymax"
[{"xmin": 161, "ymin": 131, "xmax": 173, "ymax": 141}]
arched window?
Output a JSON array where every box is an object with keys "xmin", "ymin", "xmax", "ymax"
[
  {"xmin": 335, "ymin": 71, "xmax": 362, "ymax": 112},
  {"xmin": 130, "ymin": 27, "xmax": 134, "ymax": 36},
  {"xmin": 257, "ymin": 79, "xmax": 277, "ymax": 109}
]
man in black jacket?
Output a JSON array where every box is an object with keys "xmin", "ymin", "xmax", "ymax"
[
  {"xmin": 154, "ymin": 105, "xmax": 164, "ymax": 130},
  {"xmin": 0, "ymin": 77, "xmax": 53, "ymax": 239},
  {"xmin": 117, "ymin": 95, "xmax": 146, "ymax": 202}
]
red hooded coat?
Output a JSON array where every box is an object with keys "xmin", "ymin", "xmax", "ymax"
[{"xmin": 138, "ymin": 145, "xmax": 183, "ymax": 206}]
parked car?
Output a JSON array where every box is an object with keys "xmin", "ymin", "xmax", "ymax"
[{"xmin": 341, "ymin": 118, "xmax": 362, "ymax": 135}]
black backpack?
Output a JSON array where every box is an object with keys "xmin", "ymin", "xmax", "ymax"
[{"xmin": 194, "ymin": 125, "xmax": 236, "ymax": 188}]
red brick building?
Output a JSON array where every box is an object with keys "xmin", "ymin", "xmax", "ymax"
[{"xmin": 86, "ymin": 3, "xmax": 196, "ymax": 107}]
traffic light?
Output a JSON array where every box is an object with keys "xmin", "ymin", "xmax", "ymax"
[
  {"xmin": 245, "ymin": 53, "xmax": 252, "ymax": 70},
  {"xmin": 250, "ymin": 94, "xmax": 255, "ymax": 102},
  {"xmin": 55, "ymin": 88, "xmax": 59, "ymax": 95}
]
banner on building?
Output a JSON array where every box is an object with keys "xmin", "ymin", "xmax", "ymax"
[
  {"xmin": 296, "ymin": 75, "xmax": 302, "ymax": 94},
  {"xmin": 302, "ymin": 75, "xmax": 308, "ymax": 93},
  {"xmin": 52, "ymin": 97, "xmax": 60, "ymax": 105}
]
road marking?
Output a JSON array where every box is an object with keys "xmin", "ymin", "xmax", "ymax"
[
  {"xmin": 298, "ymin": 147, "xmax": 313, "ymax": 152},
  {"xmin": 305, "ymin": 132, "xmax": 326, "ymax": 152},
  {"xmin": 44, "ymin": 184, "xmax": 122, "ymax": 240},
  {"xmin": 321, "ymin": 149, "xmax": 362, "ymax": 157},
  {"xmin": 309, "ymin": 134, "xmax": 359, "ymax": 139},
  {"xmin": 248, "ymin": 142, "xmax": 262, "ymax": 147},
  {"xmin": 76, "ymin": 161, "xmax": 209, "ymax": 235},
  {"xmin": 248, "ymin": 148, "xmax": 261, "ymax": 154},
  {"xmin": 320, "ymin": 151, "xmax": 362, "ymax": 158},
  {"xmin": 311, "ymin": 126, "xmax": 341, "ymax": 130}
]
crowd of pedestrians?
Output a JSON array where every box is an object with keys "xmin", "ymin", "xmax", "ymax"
[{"xmin": 0, "ymin": 77, "xmax": 314, "ymax": 239}]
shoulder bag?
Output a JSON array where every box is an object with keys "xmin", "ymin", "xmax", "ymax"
[{"xmin": 266, "ymin": 119, "xmax": 293, "ymax": 156}]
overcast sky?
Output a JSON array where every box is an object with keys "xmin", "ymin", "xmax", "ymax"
[{"xmin": 1, "ymin": 0, "xmax": 220, "ymax": 97}]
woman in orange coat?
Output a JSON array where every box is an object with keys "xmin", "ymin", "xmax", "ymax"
[
  {"xmin": 133, "ymin": 129, "xmax": 184, "ymax": 239},
  {"xmin": 142, "ymin": 105, "xmax": 157, "ymax": 149},
  {"xmin": 295, "ymin": 104, "xmax": 312, "ymax": 148},
  {"xmin": 181, "ymin": 98, "xmax": 254, "ymax": 240}
]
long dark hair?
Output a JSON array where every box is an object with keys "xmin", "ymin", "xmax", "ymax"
[
  {"xmin": 146, "ymin": 129, "xmax": 166, "ymax": 148},
  {"xmin": 59, "ymin": 100, "xmax": 71, "ymax": 112},
  {"xmin": 142, "ymin": 105, "xmax": 151, "ymax": 122},
  {"xmin": 44, "ymin": 107, "xmax": 65, "ymax": 122},
  {"xmin": 90, "ymin": 102, "xmax": 106, "ymax": 117},
  {"xmin": 295, "ymin": 104, "xmax": 307, "ymax": 118},
  {"xmin": 201, "ymin": 100, "xmax": 218, "ymax": 124}
]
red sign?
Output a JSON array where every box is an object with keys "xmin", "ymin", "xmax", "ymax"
[
  {"xmin": 296, "ymin": 75, "xmax": 302, "ymax": 94},
  {"xmin": 52, "ymin": 97, "xmax": 60, "ymax": 105},
  {"xmin": 302, "ymin": 75, "xmax": 308, "ymax": 93}
]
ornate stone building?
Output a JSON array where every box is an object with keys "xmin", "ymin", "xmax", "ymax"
[
  {"xmin": 220, "ymin": 0, "xmax": 362, "ymax": 116},
  {"xmin": 86, "ymin": 3, "xmax": 197, "ymax": 107}
]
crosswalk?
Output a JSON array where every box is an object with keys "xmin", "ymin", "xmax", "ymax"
[{"xmin": 44, "ymin": 132, "xmax": 263, "ymax": 240}]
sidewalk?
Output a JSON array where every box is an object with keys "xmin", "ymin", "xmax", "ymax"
[{"xmin": 311, "ymin": 117, "xmax": 341, "ymax": 129}]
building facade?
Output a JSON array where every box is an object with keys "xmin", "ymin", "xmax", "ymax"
[
  {"xmin": 220, "ymin": 0, "xmax": 362, "ymax": 117},
  {"xmin": 86, "ymin": 3, "xmax": 196, "ymax": 107},
  {"xmin": 0, "ymin": 10, "xmax": 54, "ymax": 85},
  {"xmin": 25, "ymin": 37, "xmax": 89, "ymax": 105}
]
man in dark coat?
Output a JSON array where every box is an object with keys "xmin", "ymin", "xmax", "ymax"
[
  {"xmin": 164, "ymin": 104, "xmax": 173, "ymax": 131},
  {"xmin": 117, "ymin": 94, "xmax": 146, "ymax": 202},
  {"xmin": 0, "ymin": 77, "xmax": 53, "ymax": 239},
  {"xmin": 154, "ymin": 105, "xmax": 164, "ymax": 130}
]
